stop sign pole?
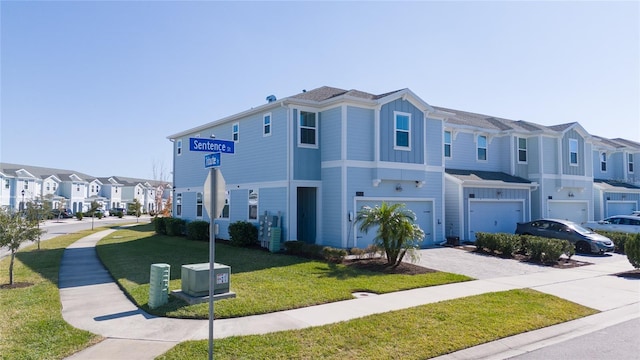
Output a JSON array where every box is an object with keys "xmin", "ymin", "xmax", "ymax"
[{"xmin": 208, "ymin": 167, "xmax": 216, "ymax": 360}]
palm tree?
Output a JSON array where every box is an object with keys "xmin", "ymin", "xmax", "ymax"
[{"xmin": 356, "ymin": 202, "xmax": 424, "ymax": 267}]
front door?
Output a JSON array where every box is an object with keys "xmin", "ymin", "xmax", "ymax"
[{"xmin": 297, "ymin": 187, "xmax": 316, "ymax": 244}]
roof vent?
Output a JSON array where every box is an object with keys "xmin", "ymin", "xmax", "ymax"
[{"xmin": 266, "ymin": 95, "xmax": 277, "ymax": 103}]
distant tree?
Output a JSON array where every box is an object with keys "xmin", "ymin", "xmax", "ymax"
[
  {"xmin": 132, "ymin": 198, "xmax": 142, "ymax": 223},
  {"xmin": 87, "ymin": 201, "xmax": 101, "ymax": 230},
  {"xmin": 0, "ymin": 208, "xmax": 43, "ymax": 285},
  {"xmin": 152, "ymin": 161, "xmax": 170, "ymax": 217},
  {"xmin": 162, "ymin": 195, "xmax": 172, "ymax": 217},
  {"xmin": 356, "ymin": 202, "xmax": 424, "ymax": 267},
  {"xmin": 25, "ymin": 202, "xmax": 49, "ymax": 250}
]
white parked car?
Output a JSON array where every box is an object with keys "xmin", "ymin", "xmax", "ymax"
[{"xmin": 583, "ymin": 215, "xmax": 640, "ymax": 234}]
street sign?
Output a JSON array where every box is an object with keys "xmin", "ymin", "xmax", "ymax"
[
  {"xmin": 204, "ymin": 153, "xmax": 221, "ymax": 168},
  {"xmin": 189, "ymin": 138, "xmax": 235, "ymax": 154}
]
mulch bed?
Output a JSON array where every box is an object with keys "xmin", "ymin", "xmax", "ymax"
[
  {"xmin": 0, "ymin": 282, "xmax": 34, "ymax": 290},
  {"xmin": 343, "ymin": 258, "xmax": 436, "ymax": 275}
]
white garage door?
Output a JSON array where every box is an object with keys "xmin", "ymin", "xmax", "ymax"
[
  {"xmin": 548, "ymin": 201, "xmax": 588, "ymax": 223},
  {"xmin": 469, "ymin": 201, "xmax": 524, "ymax": 241},
  {"xmin": 354, "ymin": 199, "xmax": 434, "ymax": 248},
  {"xmin": 607, "ymin": 201, "xmax": 637, "ymax": 217}
]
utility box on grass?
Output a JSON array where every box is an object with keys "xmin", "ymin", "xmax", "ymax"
[
  {"xmin": 181, "ymin": 262, "xmax": 231, "ymax": 297},
  {"xmin": 149, "ymin": 263, "xmax": 170, "ymax": 309}
]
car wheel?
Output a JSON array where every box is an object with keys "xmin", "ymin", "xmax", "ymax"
[{"xmin": 575, "ymin": 241, "xmax": 591, "ymax": 254}]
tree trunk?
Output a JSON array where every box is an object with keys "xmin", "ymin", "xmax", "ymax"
[{"xmin": 9, "ymin": 252, "xmax": 15, "ymax": 285}]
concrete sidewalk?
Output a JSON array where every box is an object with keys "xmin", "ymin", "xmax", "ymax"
[{"xmin": 61, "ymin": 230, "xmax": 640, "ymax": 360}]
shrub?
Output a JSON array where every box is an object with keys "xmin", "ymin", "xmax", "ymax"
[
  {"xmin": 96, "ymin": 212, "xmax": 103, "ymax": 219},
  {"xmin": 153, "ymin": 217, "xmax": 167, "ymax": 235},
  {"xmin": 322, "ymin": 247, "xmax": 348, "ymax": 263},
  {"xmin": 496, "ymin": 234, "xmax": 518, "ymax": 258},
  {"xmin": 349, "ymin": 247, "xmax": 366, "ymax": 259},
  {"xmin": 76, "ymin": 212, "xmax": 83, "ymax": 221},
  {"xmin": 117, "ymin": 211, "xmax": 124, "ymax": 218},
  {"xmin": 228, "ymin": 221, "xmax": 258, "ymax": 247},
  {"xmin": 186, "ymin": 221, "xmax": 210, "ymax": 241},
  {"xmin": 284, "ymin": 241, "xmax": 324, "ymax": 259},
  {"xmin": 625, "ymin": 233, "xmax": 640, "ymax": 269},
  {"xmin": 596, "ymin": 230, "xmax": 630, "ymax": 254},
  {"xmin": 165, "ymin": 218, "xmax": 186, "ymax": 236}
]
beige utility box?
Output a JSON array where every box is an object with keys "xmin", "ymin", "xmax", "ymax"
[{"xmin": 181, "ymin": 262, "xmax": 230, "ymax": 297}]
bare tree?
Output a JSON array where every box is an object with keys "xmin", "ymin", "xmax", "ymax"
[{"xmin": 152, "ymin": 160, "xmax": 170, "ymax": 217}]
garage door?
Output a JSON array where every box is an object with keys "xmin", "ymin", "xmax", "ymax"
[
  {"xmin": 547, "ymin": 201, "xmax": 588, "ymax": 223},
  {"xmin": 606, "ymin": 201, "xmax": 637, "ymax": 217},
  {"xmin": 469, "ymin": 201, "xmax": 524, "ymax": 241},
  {"xmin": 354, "ymin": 200, "xmax": 434, "ymax": 248}
]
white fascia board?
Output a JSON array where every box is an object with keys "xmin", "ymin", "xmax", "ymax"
[
  {"xmin": 444, "ymin": 172, "xmax": 464, "ymax": 185},
  {"xmin": 445, "ymin": 124, "xmax": 505, "ymax": 135},
  {"xmin": 16, "ymin": 169, "xmax": 36, "ymax": 179},
  {"xmin": 560, "ymin": 122, "xmax": 592, "ymax": 140},
  {"xmin": 458, "ymin": 179, "xmax": 537, "ymax": 190},
  {"xmin": 45, "ymin": 174, "xmax": 62, "ymax": 183},
  {"xmin": 376, "ymin": 88, "xmax": 433, "ymax": 112}
]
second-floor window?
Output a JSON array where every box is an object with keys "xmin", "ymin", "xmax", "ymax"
[
  {"xmin": 601, "ymin": 152, "xmax": 607, "ymax": 172},
  {"xmin": 299, "ymin": 111, "xmax": 317, "ymax": 146},
  {"xmin": 4, "ymin": 180, "xmax": 9, "ymax": 189},
  {"xmin": 196, "ymin": 192, "xmax": 203, "ymax": 217},
  {"xmin": 232, "ymin": 122, "xmax": 239, "ymax": 142},
  {"xmin": 444, "ymin": 131, "xmax": 452, "ymax": 158},
  {"xmin": 53, "ymin": 183, "xmax": 57, "ymax": 190},
  {"xmin": 394, "ymin": 112, "xmax": 411, "ymax": 150},
  {"xmin": 263, "ymin": 113, "xmax": 271, "ymax": 136},
  {"xmin": 176, "ymin": 193, "xmax": 182, "ymax": 216},
  {"xmin": 569, "ymin": 138, "xmax": 578, "ymax": 165},
  {"xmin": 518, "ymin": 137, "xmax": 527, "ymax": 163},
  {"xmin": 629, "ymin": 153, "xmax": 635, "ymax": 173},
  {"xmin": 24, "ymin": 182, "xmax": 29, "ymax": 190},
  {"xmin": 177, "ymin": 139, "xmax": 182, "ymax": 156},
  {"xmin": 46, "ymin": 183, "xmax": 50, "ymax": 191},
  {"xmin": 477, "ymin": 135, "xmax": 487, "ymax": 161}
]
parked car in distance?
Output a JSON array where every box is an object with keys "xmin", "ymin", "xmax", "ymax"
[
  {"xmin": 110, "ymin": 207, "xmax": 126, "ymax": 216},
  {"xmin": 583, "ymin": 215, "xmax": 640, "ymax": 234},
  {"xmin": 515, "ymin": 219, "xmax": 614, "ymax": 254},
  {"xmin": 50, "ymin": 209, "xmax": 73, "ymax": 219}
]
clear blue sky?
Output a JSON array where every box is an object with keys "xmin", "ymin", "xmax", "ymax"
[{"xmin": 1, "ymin": 1, "xmax": 638, "ymax": 180}]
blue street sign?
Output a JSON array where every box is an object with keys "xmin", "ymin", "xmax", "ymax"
[
  {"xmin": 204, "ymin": 153, "xmax": 221, "ymax": 168},
  {"xmin": 189, "ymin": 138, "xmax": 235, "ymax": 154}
]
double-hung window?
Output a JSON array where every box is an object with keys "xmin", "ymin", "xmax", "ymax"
[
  {"xmin": 477, "ymin": 135, "xmax": 487, "ymax": 161},
  {"xmin": 444, "ymin": 131, "xmax": 452, "ymax": 158},
  {"xmin": 263, "ymin": 113, "xmax": 271, "ymax": 136},
  {"xmin": 220, "ymin": 191, "xmax": 230, "ymax": 218},
  {"xmin": 248, "ymin": 189, "xmax": 258, "ymax": 220},
  {"xmin": 569, "ymin": 138, "xmax": 578, "ymax": 165},
  {"xmin": 601, "ymin": 152, "xmax": 607, "ymax": 172},
  {"xmin": 394, "ymin": 112, "xmax": 411, "ymax": 150},
  {"xmin": 232, "ymin": 122, "xmax": 239, "ymax": 142},
  {"xmin": 629, "ymin": 153, "xmax": 635, "ymax": 173},
  {"xmin": 517, "ymin": 137, "xmax": 527, "ymax": 163},
  {"xmin": 176, "ymin": 193, "xmax": 182, "ymax": 217},
  {"xmin": 196, "ymin": 192, "xmax": 203, "ymax": 217},
  {"xmin": 299, "ymin": 111, "xmax": 317, "ymax": 147},
  {"xmin": 177, "ymin": 139, "xmax": 182, "ymax": 156}
]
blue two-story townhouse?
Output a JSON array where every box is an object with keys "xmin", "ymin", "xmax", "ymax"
[
  {"xmin": 591, "ymin": 136, "xmax": 640, "ymax": 218},
  {"xmin": 168, "ymin": 86, "xmax": 452, "ymax": 249}
]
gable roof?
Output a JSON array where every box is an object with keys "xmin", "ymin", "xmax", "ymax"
[
  {"xmin": 445, "ymin": 168, "xmax": 533, "ymax": 185},
  {"xmin": 435, "ymin": 106, "xmax": 549, "ymax": 134},
  {"xmin": 594, "ymin": 179, "xmax": 640, "ymax": 191}
]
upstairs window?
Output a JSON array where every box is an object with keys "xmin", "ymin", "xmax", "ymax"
[
  {"xmin": 263, "ymin": 113, "xmax": 271, "ymax": 136},
  {"xmin": 24, "ymin": 182, "xmax": 28, "ymax": 190},
  {"xmin": 569, "ymin": 138, "xmax": 578, "ymax": 165},
  {"xmin": 232, "ymin": 122, "xmax": 239, "ymax": 142},
  {"xmin": 601, "ymin": 152, "xmax": 607, "ymax": 172},
  {"xmin": 176, "ymin": 193, "xmax": 182, "ymax": 217},
  {"xmin": 517, "ymin": 137, "xmax": 527, "ymax": 163},
  {"xmin": 46, "ymin": 183, "xmax": 50, "ymax": 191},
  {"xmin": 629, "ymin": 153, "xmax": 635, "ymax": 173},
  {"xmin": 53, "ymin": 183, "xmax": 57, "ymax": 190},
  {"xmin": 177, "ymin": 139, "xmax": 182, "ymax": 156},
  {"xmin": 299, "ymin": 111, "xmax": 317, "ymax": 146},
  {"xmin": 477, "ymin": 135, "xmax": 487, "ymax": 161},
  {"xmin": 196, "ymin": 192, "xmax": 203, "ymax": 217},
  {"xmin": 394, "ymin": 112, "xmax": 411, "ymax": 150},
  {"xmin": 4, "ymin": 180, "xmax": 9, "ymax": 189},
  {"xmin": 444, "ymin": 131, "xmax": 452, "ymax": 158}
]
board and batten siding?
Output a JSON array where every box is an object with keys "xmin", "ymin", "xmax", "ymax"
[
  {"xmin": 542, "ymin": 136, "xmax": 558, "ymax": 174},
  {"xmin": 379, "ymin": 99, "xmax": 424, "ymax": 164},
  {"xmin": 562, "ymin": 130, "xmax": 586, "ymax": 176},
  {"xmin": 293, "ymin": 108, "xmax": 321, "ymax": 181},
  {"xmin": 320, "ymin": 106, "xmax": 342, "ymax": 162},
  {"xmin": 444, "ymin": 176, "xmax": 462, "ymax": 238},
  {"xmin": 347, "ymin": 106, "xmax": 375, "ymax": 162},
  {"xmin": 320, "ymin": 167, "xmax": 343, "ymax": 248},
  {"xmin": 425, "ymin": 117, "xmax": 443, "ymax": 167}
]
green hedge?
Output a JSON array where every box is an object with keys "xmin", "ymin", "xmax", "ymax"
[
  {"xmin": 228, "ymin": 221, "xmax": 258, "ymax": 247},
  {"xmin": 475, "ymin": 232, "xmax": 573, "ymax": 264},
  {"xmin": 593, "ymin": 230, "xmax": 632, "ymax": 254},
  {"xmin": 625, "ymin": 233, "xmax": 640, "ymax": 269},
  {"xmin": 284, "ymin": 241, "xmax": 324, "ymax": 259},
  {"xmin": 186, "ymin": 220, "xmax": 210, "ymax": 241},
  {"xmin": 165, "ymin": 218, "xmax": 186, "ymax": 236},
  {"xmin": 153, "ymin": 217, "xmax": 167, "ymax": 235}
]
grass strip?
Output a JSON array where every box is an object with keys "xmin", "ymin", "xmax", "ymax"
[
  {"xmin": 96, "ymin": 224, "xmax": 472, "ymax": 319},
  {"xmin": 158, "ymin": 289, "xmax": 597, "ymax": 359},
  {"xmin": 0, "ymin": 229, "xmax": 105, "ymax": 360}
]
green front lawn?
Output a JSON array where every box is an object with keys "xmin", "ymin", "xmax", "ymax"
[
  {"xmin": 0, "ymin": 230, "xmax": 104, "ymax": 360},
  {"xmin": 96, "ymin": 224, "xmax": 472, "ymax": 319},
  {"xmin": 158, "ymin": 288, "xmax": 597, "ymax": 359}
]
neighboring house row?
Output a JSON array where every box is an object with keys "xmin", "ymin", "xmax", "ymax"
[
  {"xmin": 168, "ymin": 86, "xmax": 640, "ymax": 248},
  {"xmin": 0, "ymin": 163, "xmax": 172, "ymax": 215}
]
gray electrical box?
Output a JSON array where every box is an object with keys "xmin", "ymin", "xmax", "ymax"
[
  {"xmin": 149, "ymin": 263, "xmax": 170, "ymax": 308},
  {"xmin": 181, "ymin": 262, "xmax": 231, "ymax": 297}
]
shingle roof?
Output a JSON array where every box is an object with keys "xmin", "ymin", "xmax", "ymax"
[
  {"xmin": 288, "ymin": 86, "xmax": 405, "ymax": 103},
  {"xmin": 446, "ymin": 169, "xmax": 532, "ymax": 184},
  {"xmin": 0, "ymin": 163, "xmax": 94, "ymax": 181},
  {"xmin": 611, "ymin": 138, "xmax": 640, "ymax": 149},
  {"xmin": 547, "ymin": 122, "xmax": 577, "ymax": 132},
  {"xmin": 594, "ymin": 179, "xmax": 640, "ymax": 190}
]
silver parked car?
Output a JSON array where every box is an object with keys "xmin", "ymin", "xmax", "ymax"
[
  {"xmin": 515, "ymin": 219, "xmax": 614, "ymax": 254},
  {"xmin": 583, "ymin": 215, "xmax": 640, "ymax": 234}
]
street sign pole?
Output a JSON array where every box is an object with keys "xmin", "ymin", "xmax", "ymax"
[{"xmin": 208, "ymin": 166, "xmax": 216, "ymax": 360}]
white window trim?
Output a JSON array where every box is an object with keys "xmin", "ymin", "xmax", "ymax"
[
  {"xmin": 393, "ymin": 111, "xmax": 411, "ymax": 151},
  {"xmin": 263, "ymin": 113, "xmax": 272, "ymax": 137},
  {"xmin": 444, "ymin": 130, "xmax": 452, "ymax": 159},
  {"xmin": 176, "ymin": 193, "xmax": 182, "ymax": 217},
  {"xmin": 298, "ymin": 110, "xmax": 318, "ymax": 149},
  {"xmin": 600, "ymin": 152, "xmax": 607, "ymax": 172},
  {"xmin": 569, "ymin": 138, "xmax": 578, "ymax": 166},
  {"xmin": 629, "ymin": 153, "xmax": 635, "ymax": 173},
  {"xmin": 232, "ymin": 122, "xmax": 239, "ymax": 142},
  {"xmin": 248, "ymin": 189, "xmax": 258, "ymax": 220},
  {"xmin": 220, "ymin": 190, "xmax": 230, "ymax": 219},
  {"xmin": 476, "ymin": 134, "xmax": 488, "ymax": 162},
  {"xmin": 196, "ymin": 192, "xmax": 203, "ymax": 218},
  {"xmin": 517, "ymin": 137, "xmax": 527, "ymax": 164},
  {"xmin": 176, "ymin": 139, "xmax": 182, "ymax": 156}
]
